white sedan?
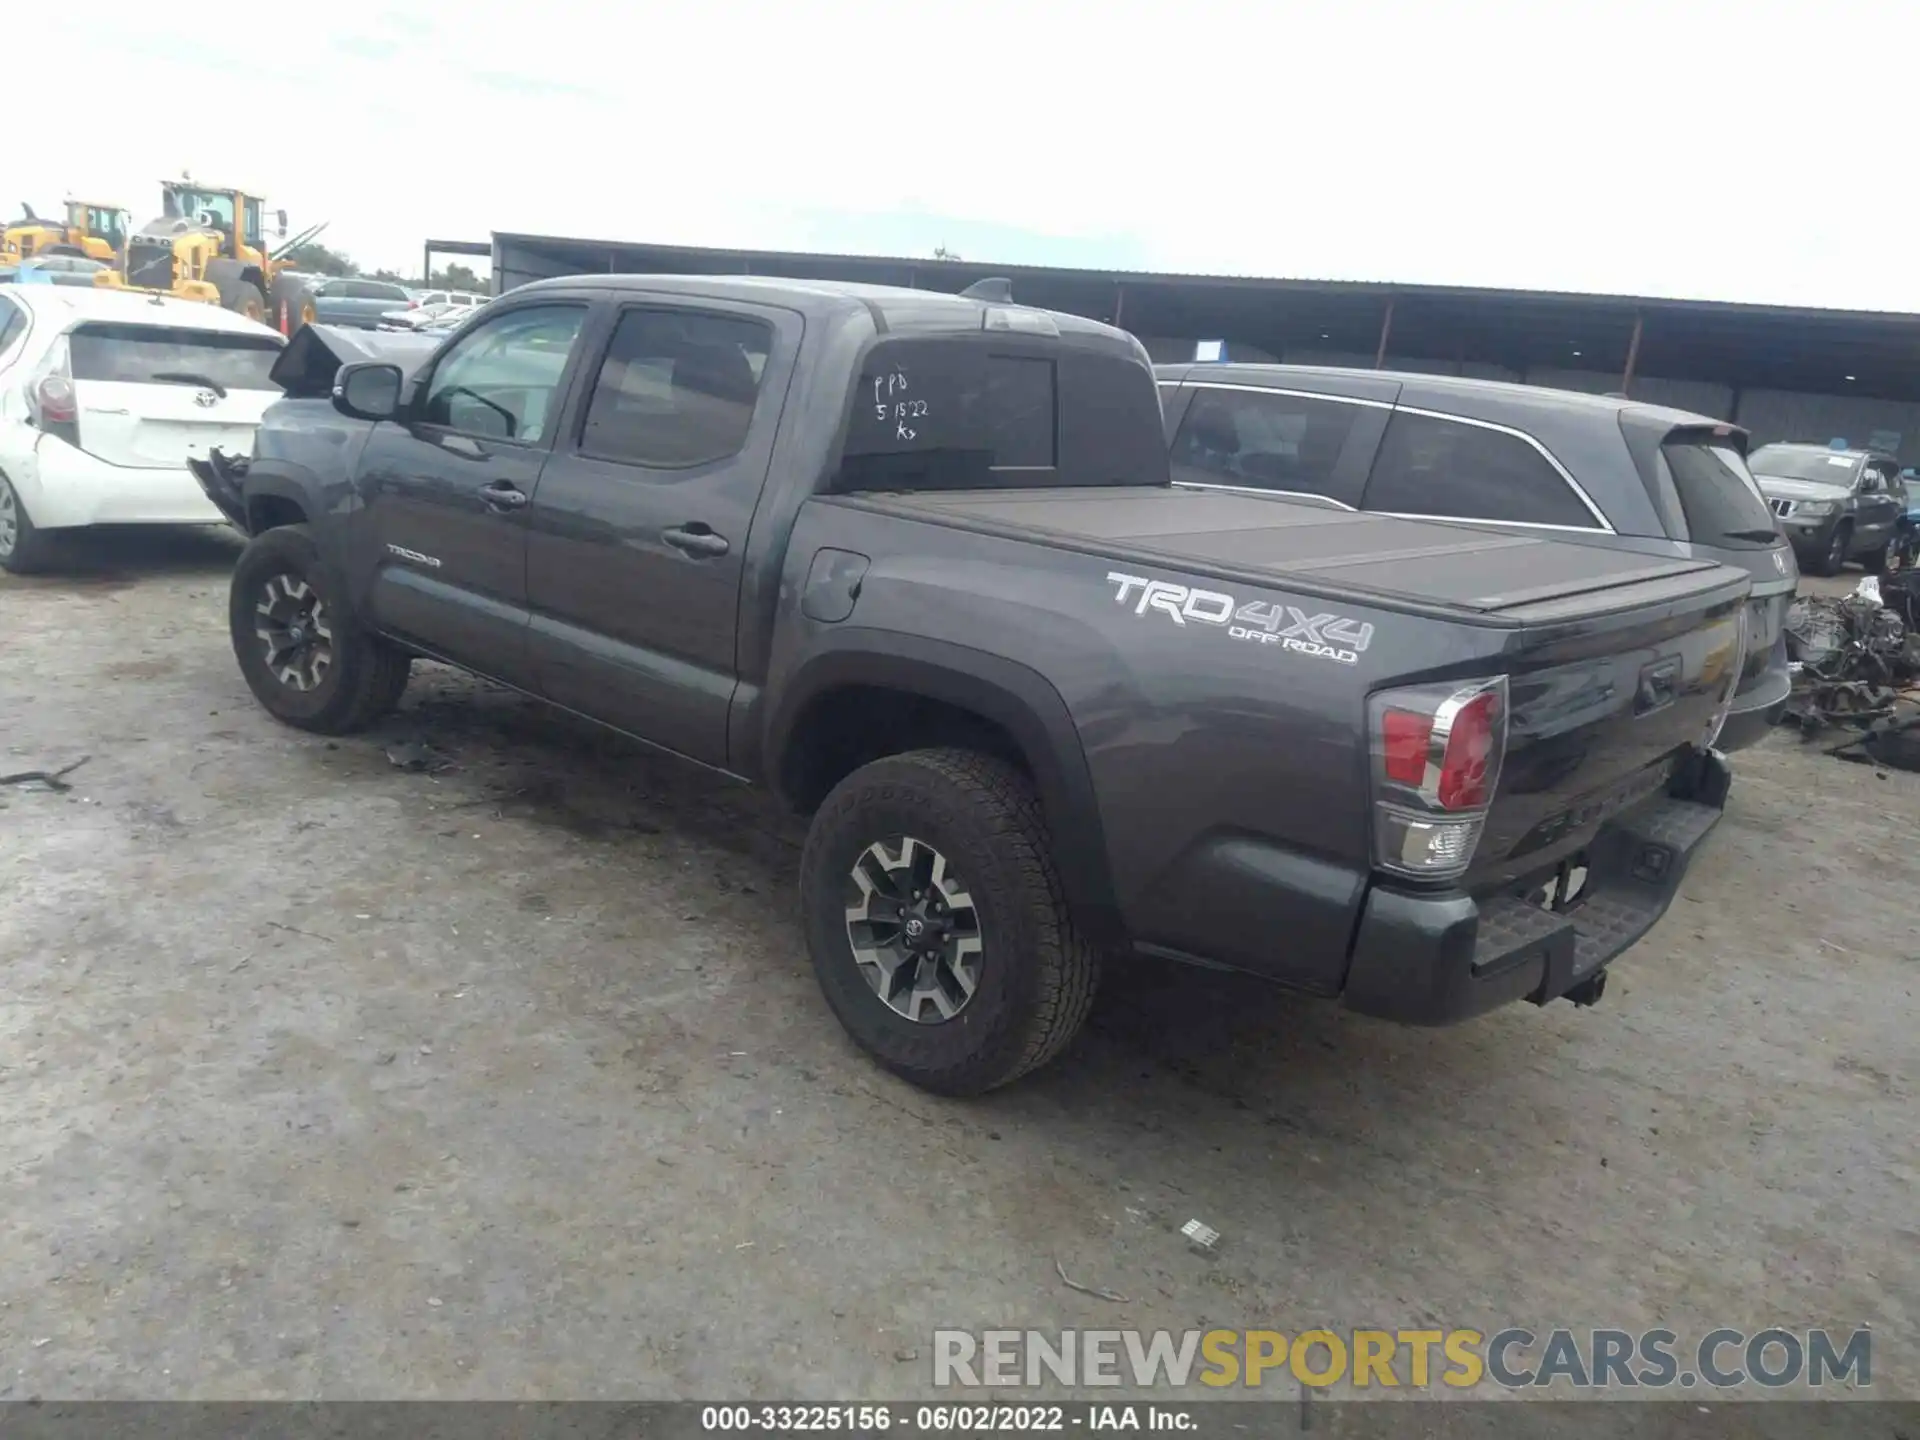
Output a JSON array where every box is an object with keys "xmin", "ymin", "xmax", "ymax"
[{"xmin": 0, "ymin": 286, "xmax": 285, "ymax": 572}]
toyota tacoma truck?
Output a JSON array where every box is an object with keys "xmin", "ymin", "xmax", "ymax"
[{"xmin": 194, "ymin": 278, "xmax": 1749, "ymax": 1095}]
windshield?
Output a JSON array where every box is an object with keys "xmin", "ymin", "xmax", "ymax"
[
  {"xmin": 69, "ymin": 323, "xmax": 284, "ymax": 391},
  {"xmin": 169, "ymin": 189, "xmax": 236, "ymax": 230},
  {"xmin": 1748, "ymin": 446, "xmax": 1858, "ymax": 485}
]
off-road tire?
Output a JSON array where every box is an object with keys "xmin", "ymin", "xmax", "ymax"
[
  {"xmin": 228, "ymin": 281, "xmax": 268, "ymax": 324},
  {"xmin": 800, "ymin": 747, "xmax": 1100, "ymax": 1096},
  {"xmin": 0, "ymin": 472, "xmax": 54, "ymax": 575},
  {"xmin": 1813, "ymin": 521, "xmax": 1852, "ymax": 577},
  {"xmin": 229, "ymin": 524, "xmax": 410, "ymax": 734}
]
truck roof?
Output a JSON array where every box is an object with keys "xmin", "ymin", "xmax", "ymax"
[{"xmin": 511, "ymin": 273, "xmax": 1147, "ymax": 359}]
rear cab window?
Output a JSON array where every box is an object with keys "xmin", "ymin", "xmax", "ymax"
[
  {"xmin": 68, "ymin": 323, "xmax": 283, "ymax": 392},
  {"xmin": 1362, "ymin": 410, "xmax": 1600, "ymax": 529},
  {"xmin": 834, "ymin": 333, "xmax": 1165, "ymax": 492}
]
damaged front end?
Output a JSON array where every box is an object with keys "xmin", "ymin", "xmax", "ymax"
[
  {"xmin": 187, "ymin": 323, "xmax": 445, "ymax": 538},
  {"xmin": 189, "ymin": 450, "xmax": 253, "ymax": 533}
]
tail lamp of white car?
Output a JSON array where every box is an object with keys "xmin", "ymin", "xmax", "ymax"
[
  {"xmin": 23, "ymin": 334, "xmax": 80, "ymax": 449},
  {"xmin": 1367, "ymin": 676, "xmax": 1509, "ymax": 881}
]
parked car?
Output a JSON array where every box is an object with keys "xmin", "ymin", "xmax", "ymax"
[
  {"xmin": 1747, "ymin": 443, "xmax": 1908, "ymax": 576},
  {"xmin": 411, "ymin": 289, "xmax": 486, "ymax": 312},
  {"xmin": 196, "ymin": 276, "xmax": 1746, "ymax": 1094},
  {"xmin": 0, "ymin": 286, "xmax": 285, "ymax": 572},
  {"xmin": 1153, "ymin": 364, "xmax": 1795, "ymax": 752},
  {"xmin": 378, "ymin": 297, "xmax": 487, "ymax": 331},
  {"xmin": 308, "ymin": 277, "xmax": 415, "ymax": 330},
  {"xmin": 0, "ymin": 254, "xmax": 113, "ymax": 288}
]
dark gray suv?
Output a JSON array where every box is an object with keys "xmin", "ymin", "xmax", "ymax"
[
  {"xmin": 1153, "ymin": 364, "xmax": 1795, "ymax": 752},
  {"xmin": 1747, "ymin": 443, "xmax": 1908, "ymax": 576}
]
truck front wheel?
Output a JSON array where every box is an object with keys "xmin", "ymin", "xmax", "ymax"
[
  {"xmin": 229, "ymin": 524, "xmax": 410, "ymax": 733},
  {"xmin": 799, "ymin": 747, "xmax": 1100, "ymax": 1095}
]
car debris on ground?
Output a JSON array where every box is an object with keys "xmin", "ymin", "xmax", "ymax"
[
  {"xmin": 1782, "ymin": 573, "xmax": 1920, "ymax": 769},
  {"xmin": 0, "ymin": 755, "xmax": 90, "ymax": 791}
]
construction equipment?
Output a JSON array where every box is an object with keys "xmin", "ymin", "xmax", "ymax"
[
  {"xmin": 119, "ymin": 178, "xmax": 328, "ymax": 326},
  {"xmin": 1, "ymin": 200, "xmax": 131, "ymax": 266}
]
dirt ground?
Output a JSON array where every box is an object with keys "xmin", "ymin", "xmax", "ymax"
[{"xmin": 1, "ymin": 529, "xmax": 1914, "ymax": 1405}]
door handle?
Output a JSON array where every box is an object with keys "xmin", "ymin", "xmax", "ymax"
[
  {"xmin": 663, "ymin": 525, "xmax": 730, "ymax": 558},
  {"xmin": 478, "ymin": 480, "xmax": 529, "ymax": 512}
]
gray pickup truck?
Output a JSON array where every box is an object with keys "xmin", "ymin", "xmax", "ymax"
[{"xmin": 194, "ymin": 278, "xmax": 1749, "ymax": 1094}]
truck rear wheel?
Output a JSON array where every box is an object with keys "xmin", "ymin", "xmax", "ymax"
[
  {"xmin": 229, "ymin": 524, "xmax": 410, "ymax": 733},
  {"xmin": 799, "ymin": 747, "xmax": 1100, "ymax": 1095}
]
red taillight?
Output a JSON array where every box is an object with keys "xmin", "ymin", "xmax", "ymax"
[
  {"xmin": 1435, "ymin": 690, "xmax": 1500, "ymax": 810},
  {"xmin": 1380, "ymin": 709, "xmax": 1433, "ymax": 786},
  {"xmin": 1367, "ymin": 676, "xmax": 1509, "ymax": 879},
  {"xmin": 35, "ymin": 373, "xmax": 77, "ymax": 424}
]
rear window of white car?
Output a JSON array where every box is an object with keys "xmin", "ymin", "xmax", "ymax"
[{"xmin": 69, "ymin": 323, "xmax": 284, "ymax": 391}]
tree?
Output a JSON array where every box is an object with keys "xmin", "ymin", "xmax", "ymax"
[
  {"xmin": 932, "ymin": 245, "xmax": 962, "ymax": 261},
  {"xmin": 283, "ymin": 241, "xmax": 358, "ymax": 277},
  {"xmin": 432, "ymin": 262, "xmax": 486, "ymax": 294},
  {"xmin": 370, "ymin": 267, "xmax": 408, "ymax": 284}
]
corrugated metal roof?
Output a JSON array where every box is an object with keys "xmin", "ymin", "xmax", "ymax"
[{"xmin": 491, "ymin": 231, "xmax": 1920, "ymax": 325}]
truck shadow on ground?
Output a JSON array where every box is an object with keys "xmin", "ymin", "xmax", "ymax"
[{"xmin": 369, "ymin": 666, "xmax": 1552, "ymax": 1143}]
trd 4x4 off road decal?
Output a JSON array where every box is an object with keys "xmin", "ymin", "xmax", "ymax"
[{"xmin": 1105, "ymin": 571, "xmax": 1375, "ymax": 665}]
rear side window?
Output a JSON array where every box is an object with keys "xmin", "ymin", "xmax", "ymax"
[
  {"xmin": 68, "ymin": 323, "xmax": 283, "ymax": 391},
  {"xmin": 1172, "ymin": 387, "xmax": 1360, "ymax": 500},
  {"xmin": 1660, "ymin": 438, "xmax": 1781, "ymax": 549},
  {"xmin": 0, "ymin": 297, "xmax": 25, "ymax": 355},
  {"xmin": 1363, "ymin": 411, "xmax": 1598, "ymax": 528},
  {"xmin": 579, "ymin": 307, "xmax": 772, "ymax": 468}
]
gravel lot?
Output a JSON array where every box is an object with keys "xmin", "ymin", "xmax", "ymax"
[{"xmin": 1, "ymin": 529, "xmax": 1914, "ymax": 1406}]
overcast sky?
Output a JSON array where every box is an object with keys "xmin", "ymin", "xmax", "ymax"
[{"xmin": 16, "ymin": 0, "xmax": 1915, "ymax": 309}]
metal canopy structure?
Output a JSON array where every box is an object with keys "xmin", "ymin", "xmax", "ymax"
[{"xmin": 490, "ymin": 232, "xmax": 1920, "ymax": 407}]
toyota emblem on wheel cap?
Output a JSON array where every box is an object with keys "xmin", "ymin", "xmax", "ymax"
[{"xmin": 193, "ymin": 389, "xmax": 218, "ymax": 408}]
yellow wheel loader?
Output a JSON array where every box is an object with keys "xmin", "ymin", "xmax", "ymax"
[
  {"xmin": 1, "ymin": 200, "xmax": 130, "ymax": 266},
  {"xmin": 120, "ymin": 180, "xmax": 326, "ymax": 330}
]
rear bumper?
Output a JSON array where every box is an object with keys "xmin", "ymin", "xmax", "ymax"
[
  {"xmin": 12, "ymin": 435, "xmax": 227, "ymax": 530},
  {"xmin": 1717, "ymin": 654, "xmax": 1792, "ymax": 753},
  {"xmin": 1340, "ymin": 750, "xmax": 1731, "ymax": 1026}
]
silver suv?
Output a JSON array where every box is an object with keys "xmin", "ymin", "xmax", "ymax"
[{"xmin": 1748, "ymin": 444, "xmax": 1908, "ymax": 576}]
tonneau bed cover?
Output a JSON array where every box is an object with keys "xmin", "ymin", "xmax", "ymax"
[{"xmin": 844, "ymin": 487, "xmax": 1743, "ymax": 625}]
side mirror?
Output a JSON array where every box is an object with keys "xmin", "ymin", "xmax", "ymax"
[
  {"xmin": 275, "ymin": 209, "xmax": 289, "ymax": 233},
  {"xmin": 333, "ymin": 362, "xmax": 403, "ymax": 422}
]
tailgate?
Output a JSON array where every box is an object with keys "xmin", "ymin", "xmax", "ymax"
[
  {"xmin": 1464, "ymin": 576, "xmax": 1748, "ymax": 894},
  {"xmin": 74, "ymin": 379, "xmax": 275, "ymax": 469}
]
